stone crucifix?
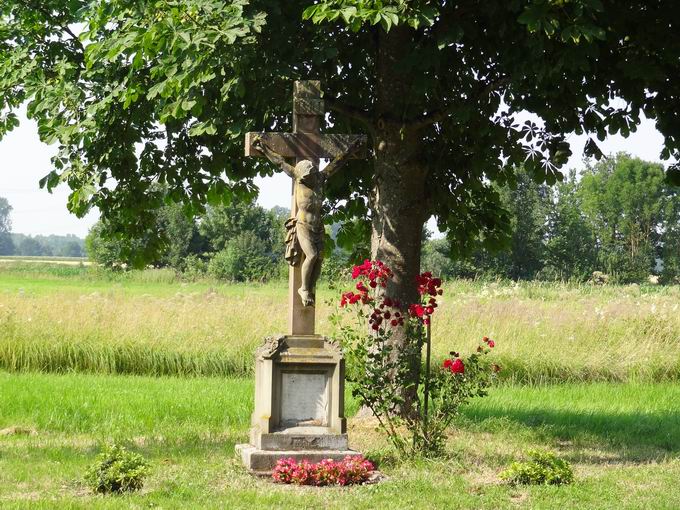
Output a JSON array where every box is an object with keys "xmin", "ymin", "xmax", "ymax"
[{"xmin": 245, "ymin": 81, "xmax": 367, "ymax": 336}]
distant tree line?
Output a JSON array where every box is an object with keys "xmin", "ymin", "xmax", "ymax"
[
  {"xmin": 9, "ymin": 234, "xmax": 85, "ymax": 258},
  {"xmin": 0, "ymin": 197, "xmax": 11, "ymax": 256},
  {"xmin": 423, "ymin": 154, "xmax": 680, "ymax": 284},
  {"xmin": 0, "ymin": 198, "xmax": 85, "ymax": 258},
  {"xmin": 81, "ymin": 153, "xmax": 680, "ymax": 285},
  {"xmin": 86, "ymin": 200, "xmax": 294, "ymax": 281}
]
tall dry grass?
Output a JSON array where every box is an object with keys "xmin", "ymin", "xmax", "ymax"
[{"xmin": 0, "ymin": 267, "xmax": 678, "ymax": 382}]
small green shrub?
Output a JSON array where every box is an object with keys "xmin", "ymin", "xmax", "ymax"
[
  {"xmin": 85, "ymin": 443, "xmax": 150, "ymax": 494},
  {"xmin": 500, "ymin": 449, "xmax": 574, "ymax": 486}
]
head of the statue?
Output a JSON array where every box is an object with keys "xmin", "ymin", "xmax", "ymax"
[{"xmin": 295, "ymin": 160, "xmax": 317, "ymax": 179}]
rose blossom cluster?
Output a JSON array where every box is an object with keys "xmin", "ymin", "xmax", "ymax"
[
  {"xmin": 340, "ymin": 260, "xmax": 391, "ymax": 307},
  {"xmin": 341, "ymin": 260, "xmax": 405, "ymax": 330},
  {"xmin": 442, "ymin": 357, "xmax": 465, "ymax": 374},
  {"xmin": 479, "ymin": 336, "xmax": 495, "ymax": 349},
  {"xmin": 341, "ymin": 262, "xmax": 447, "ymax": 330},
  {"xmin": 272, "ymin": 456, "xmax": 375, "ymax": 486},
  {"xmin": 443, "ymin": 336, "xmax": 497, "ymax": 375},
  {"xmin": 408, "ymin": 272, "xmax": 443, "ymax": 325}
]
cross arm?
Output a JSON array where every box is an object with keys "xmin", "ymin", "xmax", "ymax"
[
  {"xmin": 321, "ymin": 136, "xmax": 367, "ymax": 180},
  {"xmin": 245, "ymin": 132, "xmax": 367, "ymax": 161}
]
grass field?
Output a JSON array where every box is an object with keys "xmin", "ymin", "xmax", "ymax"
[
  {"xmin": 1, "ymin": 372, "xmax": 679, "ymax": 509},
  {"xmin": 0, "ymin": 263, "xmax": 678, "ymax": 382},
  {"xmin": 1, "ymin": 263, "xmax": 679, "ymax": 508}
]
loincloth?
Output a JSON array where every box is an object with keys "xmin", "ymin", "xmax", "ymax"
[
  {"xmin": 284, "ymin": 218, "xmax": 324, "ymax": 267},
  {"xmin": 284, "ymin": 218, "xmax": 302, "ymax": 267}
]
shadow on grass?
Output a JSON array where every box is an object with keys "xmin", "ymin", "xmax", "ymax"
[{"xmin": 461, "ymin": 406, "xmax": 680, "ymax": 462}]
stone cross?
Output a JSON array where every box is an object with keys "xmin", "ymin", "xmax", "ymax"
[{"xmin": 245, "ymin": 81, "xmax": 367, "ymax": 336}]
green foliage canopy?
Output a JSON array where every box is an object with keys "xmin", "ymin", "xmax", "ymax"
[{"xmin": 2, "ymin": 0, "xmax": 680, "ymax": 269}]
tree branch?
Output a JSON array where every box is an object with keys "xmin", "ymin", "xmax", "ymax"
[
  {"xmin": 25, "ymin": 1, "xmax": 85, "ymax": 54},
  {"xmin": 325, "ymin": 97, "xmax": 374, "ymax": 131},
  {"xmin": 411, "ymin": 77, "xmax": 511, "ymax": 131}
]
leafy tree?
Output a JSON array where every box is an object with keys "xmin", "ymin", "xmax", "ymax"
[
  {"xmin": 481, "ymin": 169, "xmax": 548, "ymax": 279},
  {"xmin": 200, "ymin": 201, "xmax": 284, "ymax": 257},
  {"xmin": 85, "ymin": 221, "xmax": 143, "ymax": 268},
  {"xmin": 208, "ymin": 231, "xmax": 278, "ymax": 281},
  {"xmin": 660, "ymin": 186, "xmax": 680, "ymax": 283},
  {"xmin": 17, "ymin": 236, "xmax": 50, "ymax": 257},
  {"xmin": 4, "ymin": 0, "xmax": 680, "ymax": 401},
  {"xmin": 421, "ymin": 238, "xmax": 477, "ymax": 280},
  {"xmin": 543, "ymin": 171, "xmax": 597, "ymax": 281},
  {"xmin": 0, "ymin": 197, "xmax": 13, "ymax": 255},
  {"xmin": 62, "ymin": 240, "xmax": 84, "ymax": 258},
  {"xmin": 579, "ymin": 154, "xmax": 669, "ymax": 282},
  {"xmin": 157, "ymin": 202, "xmax": 204, "ymax": 269}
]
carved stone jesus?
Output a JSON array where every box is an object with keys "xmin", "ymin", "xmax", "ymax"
[{"xmin": 253, "ymin": 136, "xmax": 360, "ymax": 307}]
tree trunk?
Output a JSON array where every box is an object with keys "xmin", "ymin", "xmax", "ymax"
[{"xmin": 370, "ymin": 26, "xmax": 429, "ymax": 415}]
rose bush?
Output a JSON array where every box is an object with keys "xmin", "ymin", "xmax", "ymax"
[{"xmin": 332, "ymin": 260, "xmax": 499, "ymax": 456}]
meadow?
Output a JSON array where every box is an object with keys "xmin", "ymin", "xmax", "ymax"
[
  {"xmin": 0, "ymin": 262, "xmax": 678, "ymax": 382},
  {"xmin": 1, "ymin": 262, "xmax": 679, "ymax": 508}
]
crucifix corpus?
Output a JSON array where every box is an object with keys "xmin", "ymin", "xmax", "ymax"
[{"xmin": 245, "ymin": 80, "xmax": 367, "ymax": 335}]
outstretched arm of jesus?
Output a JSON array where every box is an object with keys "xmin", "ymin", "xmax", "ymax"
[
  {"xmin": 252, "ymin": 136, "xmax": 296, "ymax": 179},
  {"xmin": 321, "ymin": 138, "xmax": 363, "ymax": 180}
]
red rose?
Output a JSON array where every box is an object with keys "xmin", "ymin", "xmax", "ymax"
[
  {"xmin": 488, "ymin": 340, "xmax": 495, "ymax": 348},
  {"xmin": 442, "ymin": 359, "xmax": 453, "ymax": 369},
  {"xmin": 450, "ymin": 359, "xmax": 465, "ymax": 374}
]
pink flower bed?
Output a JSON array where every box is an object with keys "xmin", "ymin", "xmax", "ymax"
[{"xmin": 272, "ymin": 456, "xmax": 375, "ymax": 486}]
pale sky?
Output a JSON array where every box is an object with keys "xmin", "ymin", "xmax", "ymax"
[{"xmin": 0, "ymin": 107, "xmax": 671, "ymax": 238}]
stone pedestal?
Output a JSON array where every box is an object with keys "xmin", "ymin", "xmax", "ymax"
[{"xmin": 236, "ymin": 335, "xmax": 361, "ymax": 474}]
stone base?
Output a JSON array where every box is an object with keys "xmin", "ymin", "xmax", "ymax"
[
  {"xmin": 236, "ymin": 443, "xmax": 363, "ymax": 475},
  {"xmin": 251, "ymin": 426, "xmax": 348, "ymax": 451}
]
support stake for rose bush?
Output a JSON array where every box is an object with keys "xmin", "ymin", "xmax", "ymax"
[{"xmin": 423, "ymin": 320, "xmax": 432, "ymax": 438}]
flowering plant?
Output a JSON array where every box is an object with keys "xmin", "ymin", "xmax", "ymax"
[
  {"xmin": 333, "ymin": 260, "xmax": 499, "ymax": 456},
  {"xmin": 272, "ymin": 456, "xmax": 374, "ymax": 486}
]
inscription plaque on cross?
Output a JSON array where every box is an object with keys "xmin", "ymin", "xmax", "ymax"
[{"xmin": 245, "ymin": 80, "xmax": 367, "ymax": 336}]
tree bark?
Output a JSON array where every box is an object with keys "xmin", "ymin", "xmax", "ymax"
[{"xmin": 370, "ymin": 26, "xmax": 429, "ymax": 414}]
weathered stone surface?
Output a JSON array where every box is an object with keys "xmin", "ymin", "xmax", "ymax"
[
  {"xmin": 250, "ymin": 335, "xmax": 346, "ymax": 438},
  {"xmin": 244, "ymin": 132, "xmax": 367, "ymax": 160},
  {"xmin": 280, "ymin": 371, "xmax": 328, "ymax": 427},
  {"xmin": 236, "ymin": 444, "xmax": 362, "ymax": 474},
  {"xmin": 253, "ymin": 430, "xmax": 349, "ymax": 451},
  {"xmin": 294, "ymin": 97, "xmax": 324, "ymax": 115}
]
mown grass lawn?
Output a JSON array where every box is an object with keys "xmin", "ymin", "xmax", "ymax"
[{"xmin": 1, "ymin": 372, "xmax": 679, "ymax": 509}]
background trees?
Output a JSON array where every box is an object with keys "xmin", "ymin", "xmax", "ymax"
[
  {"xmin": 0, "ymin": 197, "xmax": 14, "ymax": 256},
  {"xmin": 579, "ymin": 155, "xmax": 669, "ymax": 283},
  {"xmin": 3, "ymin": 1, "xmax": 680, "ymax": 307},
  {"xmin": 86, "ymin": 199, "xmax": 286, "ymax": 280},
  {"xmin": 422, "ymin": 155, "xmax": 679, "ymax": 284}
]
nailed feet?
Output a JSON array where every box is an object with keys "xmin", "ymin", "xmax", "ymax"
[{"xmin": 298, "ymin": 287, "xmax": 315, "ymax": 307}]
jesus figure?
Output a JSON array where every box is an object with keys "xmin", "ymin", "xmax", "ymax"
[{"xmin": 252, "ymin": 136, "xmax": 361, "ymax": 307}]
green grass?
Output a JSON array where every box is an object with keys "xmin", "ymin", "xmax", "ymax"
[
  {"xmin": 1, "ymin": 371, "xmax": 679, "ymax": 509},
  {"xmin": 1, "ymin": 264, "xmax": 679, "ymax": 382}
]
